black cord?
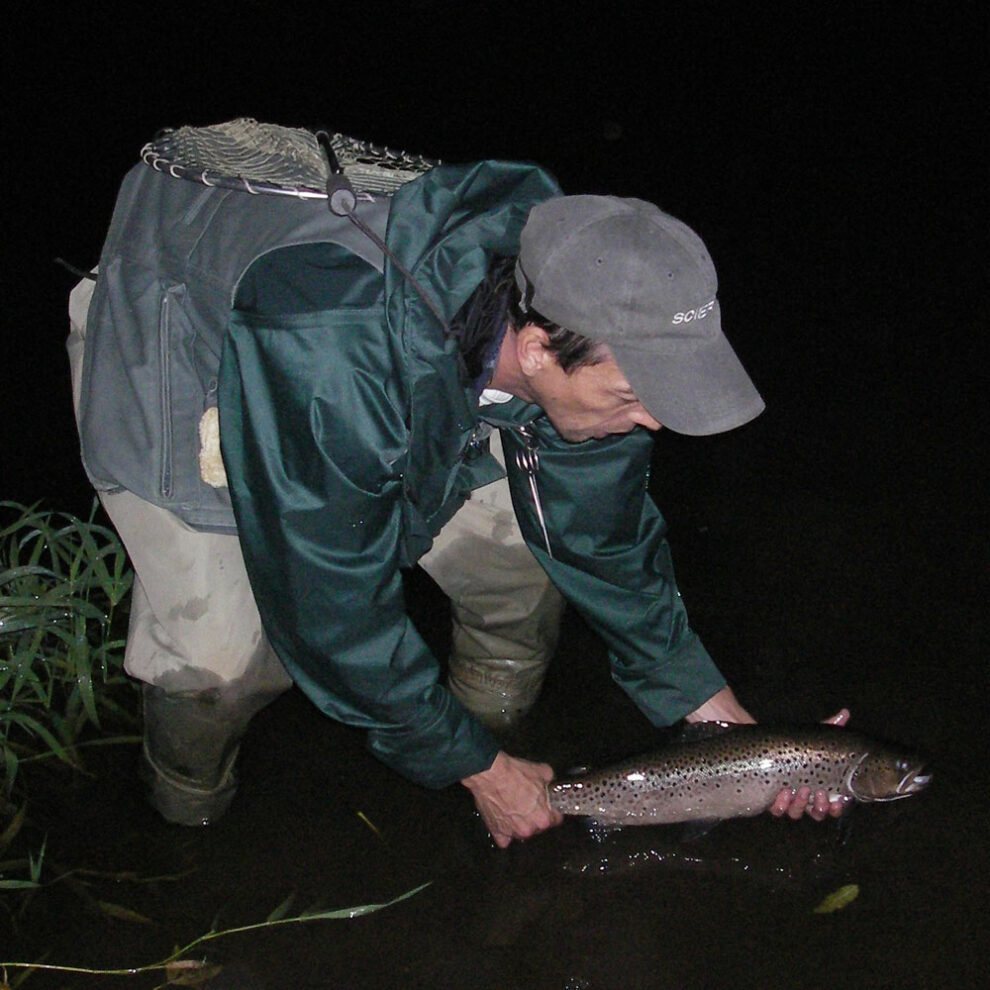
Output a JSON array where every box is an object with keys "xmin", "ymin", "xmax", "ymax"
[
  {"xmin": 54, "ymin": 257, "xmax": 97, "ymax": 280},
  {"xmin": 315, "ymin": 131, "xmax": 448, "ymax": 331}
]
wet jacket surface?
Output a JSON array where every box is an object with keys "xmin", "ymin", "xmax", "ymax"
[{"xmin": 218, "ymin": 161, "xmax": 726, "ymax": 788}]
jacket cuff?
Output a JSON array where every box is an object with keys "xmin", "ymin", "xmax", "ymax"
[
  {"xmin": 610, "ymin": 632, "xmax": 728, "ymax": 726},
  {"xmin": 366, "ymin": 687, "xmax": 502, "ymax": 788}
]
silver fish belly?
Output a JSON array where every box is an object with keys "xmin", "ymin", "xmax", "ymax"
[{"xmin": 547, "ymin": 723, "xmax": 930, "ymax": 826}]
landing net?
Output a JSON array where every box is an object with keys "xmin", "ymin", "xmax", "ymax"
[{"xmin": 141, "ymin": 118, "xmax": 439, "ymax": 199}]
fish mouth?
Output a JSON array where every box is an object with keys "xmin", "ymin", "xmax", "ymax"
[
  {"xmin": 846, "ymin": 756, "xmax": 932, "ymax": 802},
  {"xmin": 898, "ymin": 767, "xmax": 932, "ymax": 795},
  {"xmin": 863, "ymin": 764, "xmax": 933, "ymax": 802}
]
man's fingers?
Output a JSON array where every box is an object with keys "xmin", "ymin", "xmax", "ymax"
[
  {"xmin": 535, "ymin": 763, "xmax": 556, "ymax": 785},
  {"xmin": 823, "ymin": 708, "xmax": 851, "ymax": 726},
  {"xmin": 807, "ymin": 789, "xmax": 831, "ymax": 821},
  {"xmin": 787, "ymin": 786, "xmax": 812, "ymax": 819},
  {"xmin": 771, "ymin": 785, "xmax": 853, "ymax": 821},
  {"xmin": 771, "ymin": 788, "xmax": 797, "ymax": 817}
]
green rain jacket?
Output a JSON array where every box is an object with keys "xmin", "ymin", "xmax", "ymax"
[{"xmin": 218, "ymin": 160, "xmax": 727, "ymax": 788}]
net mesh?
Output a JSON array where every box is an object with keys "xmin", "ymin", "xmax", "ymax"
[{"xmin": 141, "ymin": 118, "xmax": 439, "ymax": 198}]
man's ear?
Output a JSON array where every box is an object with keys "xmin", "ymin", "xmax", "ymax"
[{"xmin": 515, "ymin": 323, "xmax": 552, "ymax": 377}]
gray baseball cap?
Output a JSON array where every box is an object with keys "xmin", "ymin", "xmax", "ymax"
[{"xmin": 515, "ymin": 195, "xmax": 765, "ymax": 436}]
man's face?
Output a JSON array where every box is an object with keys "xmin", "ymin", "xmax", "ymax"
[{"xmin": 530, "ymin": 349, "xmax": 662, "ymax": 443}]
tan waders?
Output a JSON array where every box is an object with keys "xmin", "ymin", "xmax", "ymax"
[
  {"xmin": 139, "ymin": 681, "xmax": 285, "ymax": 826},
  {"xmin": 98, "ymin": 489, "xmax": 293, "ymax": 826}
]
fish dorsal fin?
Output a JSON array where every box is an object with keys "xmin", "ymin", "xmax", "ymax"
[{"xmin": 678, "ymin": 720, "xmax": 736, "ymax": 743}]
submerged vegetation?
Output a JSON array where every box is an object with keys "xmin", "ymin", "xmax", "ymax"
[
  {"xmin": 0, "ymin": 500, "xmax": 137, "ymax": 798},
  {"xmin": 1, "ymin": 500, "xmax": 140, "ymax": 931},
  {"xmin": 0, "ymin": 882, "xmax": 432, "ymax": 986}
]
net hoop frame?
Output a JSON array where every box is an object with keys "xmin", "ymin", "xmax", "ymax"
[
  {"xmin": 141, "ymin": 143, "xmax": 327, "ymax": 200},
  {"xmin": 140, "ymin": 119, "xmax": 440, "ymax": 200}
]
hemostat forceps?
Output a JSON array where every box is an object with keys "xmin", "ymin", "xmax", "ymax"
[{"xmin": 514, "ymin": 425, "xmax": 553, "ymax": 559}]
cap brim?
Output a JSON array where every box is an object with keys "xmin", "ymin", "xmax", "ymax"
[{"xmin": 610, "ymin": 329, "xmax": 765, "ymax": 436}]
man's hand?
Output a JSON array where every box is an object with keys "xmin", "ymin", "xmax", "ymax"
[
  {"xmin": 461, "ymin": 751, "xmax": 563, "ymax": 848},
  {"xmin": 686, "ymin": 688, "xmax": 852, "ymax": 822}
]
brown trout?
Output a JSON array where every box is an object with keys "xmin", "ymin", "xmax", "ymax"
[{"xmin": 547, "ymin": 723, "xmax": 930, "ymax": 827}]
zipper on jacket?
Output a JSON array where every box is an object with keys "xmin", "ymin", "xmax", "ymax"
[
  {"xmin": 515, "ymin": 424, "xmax": 553, "ymax": 559},
  {"xmin": 158, "ymin": 290, "xmax": 174, "ymax": 499}
]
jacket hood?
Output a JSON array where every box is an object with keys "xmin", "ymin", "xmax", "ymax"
[{"xmin": 384, "ymin": 160, "xmax": 562, "ymax": 345}]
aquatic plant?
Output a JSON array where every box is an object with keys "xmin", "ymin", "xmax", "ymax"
[
  {"xmin": 0, "ymin": 501, "xmax": 137, "ymax": 797},
  {"xmin": 0, "ymin": 882, "xmax": 431, "ymax": 986}
]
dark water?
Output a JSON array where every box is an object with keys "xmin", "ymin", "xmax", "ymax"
[
  {"xmin": 4, "ymin": 5, "xmax": 987, "ymax": 988},
  {"xmin": 4, "ymin": 586, "xmax": 986, "ymax": 990}
]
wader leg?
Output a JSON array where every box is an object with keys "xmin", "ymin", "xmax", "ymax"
[
  {"xmin": 68, "ymin": 278, "xmax": 292, "ymax": 825},
  {"xmin": 140, "ymin": 677, "xmax": 284, "ymax": 826},
  {"xmin": 420, "ymin": 432, "xmax": 565, "ymax": 732},
  {"xmin": 102, "ymin": 491, "xmax": 293, "ymax": 825}
]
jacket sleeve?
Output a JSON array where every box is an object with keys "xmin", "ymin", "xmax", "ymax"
[
  {"xmin": 218, "ymin": 301, "xmax": 499, "ymax": 788},
  {"xmin": 499, "ymin": 417, "xmax": 727, "ymax": 725}
]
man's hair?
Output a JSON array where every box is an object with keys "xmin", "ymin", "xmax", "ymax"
[
  {"xmin": 498, "ymin": 258, "xmax": 605, "ymax": 373},
  {"xmin": 448, "ymin": 256, "xmax": 606, "ymax": 385}
]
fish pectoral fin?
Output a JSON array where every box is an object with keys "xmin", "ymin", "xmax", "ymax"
[{"xmin": 679, "ymin": 818, "xmax": 722, "ymax": 842}]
